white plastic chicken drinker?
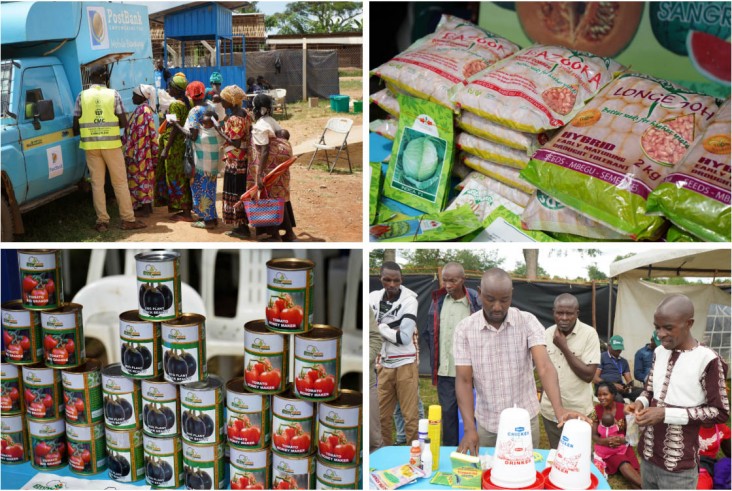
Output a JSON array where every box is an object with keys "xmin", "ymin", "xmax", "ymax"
[
  {"xmin": 549, "ymin": 419, "xmax": 593, "ymax": 489},
  {"xmin": 490, "ymin": 406, "xmax": 536, "ymax": 488}
]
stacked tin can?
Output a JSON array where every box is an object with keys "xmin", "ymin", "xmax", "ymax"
[{"xmin": 227, "ymin": 258, "xmax": 362, "ymax": 490}]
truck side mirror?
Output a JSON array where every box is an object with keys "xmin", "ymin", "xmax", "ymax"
[{"xmin": 30, "ymin": 100, "xmax": 54, "ymax": 130}]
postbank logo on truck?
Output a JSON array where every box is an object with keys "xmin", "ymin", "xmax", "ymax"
[{"xmin": 87, "ymin": 5, "xmax": 143, "ymax": 51}]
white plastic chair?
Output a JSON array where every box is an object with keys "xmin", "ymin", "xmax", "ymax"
[
  {"xmin": 71, "ymin": 275, "xmax": 206, "ymax": 364},
  {"xmin": 307, "ymin": 117, "xmax": 354, "ymax": 173},
  {"xmin": 272, "ymin": 88, "xmax": 287, "ymax": 118}
]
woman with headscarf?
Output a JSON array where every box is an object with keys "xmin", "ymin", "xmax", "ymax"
[
  {"xmin": 247, "ymin": 93, "xmax": 296, "ymax": 242},
  {"xmin": 123, "ymin": 84, "xmax": 158, "ymax": 217},
  {"xmin": 156, "ymin": 73, "xmax": 194, "ymax": 221},
  {"xmin": 217, "ymin": 85, "xmax": 254, "ymax": 238}
]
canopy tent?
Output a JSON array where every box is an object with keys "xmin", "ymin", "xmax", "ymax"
[{"xmin": 609, "ymin": 249, "xmax": 731, "ymax": 377}]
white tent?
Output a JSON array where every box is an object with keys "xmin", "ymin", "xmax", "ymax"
[{"xmin": 609, "ymin": 249, "xmax": 731, "ymax": 377}]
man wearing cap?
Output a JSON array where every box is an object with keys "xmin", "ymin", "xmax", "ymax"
[
  {"xmin": 634, "ymin": 332, "xmax": 660, "ymax": 385},
  {"xmin": 627, "ymin": 294, "xmax": 729, "ymax": 489},
  {"xmin": 73, "ymin": 65, "xmax": 146, "ymax": 232},
  {"xmin": 594, "ymin": 335, "xmax": 641, "ymax": 402},
  {"xmin": 540, "ymin": 293, "xmax": 601, "ymax": 449}
]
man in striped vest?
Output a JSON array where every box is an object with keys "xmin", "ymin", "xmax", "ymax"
[{"xmin": 73, "ymin": 65, "xmax": 146, "ymax": 232}]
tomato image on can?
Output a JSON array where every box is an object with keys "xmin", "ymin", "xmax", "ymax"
[
  {"xmin": 161, "ymin": 314, "xmax": 207, "ymax": 384},
  {"xmin": 120, "ymin": 311, "xmax": 162, "ymax": 379},
  {"xmin": 22, "ymin": 363, "xmax": 64, "ymax": 420},
  {"xmin": 1, "ymin": 362, "xmax": 24, "ymax": 415},
  {"xmin": 230, "ymin": 446, "xmax": 271, "ymax": 490},
  {"xmin": 65, "ymin": 420, "xmax": 107, "ymax": 475},
  {"xmin": 272, "ymin": 450, "xmax": 316, "ymax": 490},
  {"xmin": 226, "ymin": 377, "xmax": 270, "ymax": 449},
  {"xmin": 183, "ymin": 440, "xmax": 226, "ymax": 489},
  {"xmin": 265, "ymin": 259, "xmax": 314, "ymax": 333},
  {"xmin": 135, "ymin": 251, "xmax": 182, "ymax": 322},
  {"xmin": 143, "ymin": 434, "xmax": 183, "ymax": 488},
  {"xmin": 102, "ymin": 364, "xmax": 142, "ymax": 430},
  {"xmin": 317, "ymin": 391, "xmax": 362, "ymax": 467},
  {"xmin": 28, "ymin": 417, "xmax": 67, "ymax": 470},
  {"xmin": 244, "ymin": 320, "xmax": 287, "ymax": 394},
  {"xmin": 40, "ymin": 304, "xmax": 85, "ymax": 368},
  {"xmin": 1, "ymin": 414, "xmax": 29, "ymax": 464},
  {"xmin": 61, "ymin": 359, "xmax": 104, "ymax": 425},
  {"xmin": 142, "ymin": 377, "xmax": 179, "ymax": 438},
  {"xmin": 18, "ymin": 250, "xmax": 64, "ymax": 311},
  {"xmin": 180, "ymin": 375, "xmax": 224, "ymax": 445},
  {"xmin": 294, "ymin": 325, "xmax": 341, "ymax": 402},
  {"xmin": 272, "ymin": 387, "xmax": 316, "ymax": 456},
  {"xmin": 2, "ymin": 300, "xmax": 42, "ymax": 364},
  {"xmin": 107, "ymin": 427, "xmax": 146, "ymax": 483}
]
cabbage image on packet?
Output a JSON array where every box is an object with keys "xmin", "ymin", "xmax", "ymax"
[
  {"xmin": 383, "ymin": 94, "xmax": 455, "ymax": 214},
  {"xmin": 646, "ymin": 99, "xmax": 731, "ymax": 242},
  {"xmin": 520, "ymin": 73, "xmax": 721, "ymax": 240}
]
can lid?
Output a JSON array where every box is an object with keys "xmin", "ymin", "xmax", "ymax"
[
  {"xmin": 135, "ymin": 251, "xmax": 181, "ymax": 262},
  {"xmin": 182, "ymin": 374, "xmax": 223, "ymax": 391},
  {"xmin": 62, "ymin": 358, "xmax": 101, "ymax": 374},
  {"xmin": 266, "ymin": 258, "xmax": 315, "ymax": 271},
  {"xmin": 298, "ymin": 324, "xmax": 342, "ymax": 341},
  {"xmin": 1, "ymin": 299, "xmax": 26, "ymax": 311},
  {"xmin": 120, "ymin": 310, "xmax": 149, "ymax": 323},
  {"xmin": 40, "ymin": 303, "xmax": 82, "ymax": 314},
  {"xmin": 321, "ymin": 389, "xmax": 361, "ymax": 408},
  {"xmin": 243, "ymin": 319, "xmax": 269, "ymax": 334},
  {"xmin": 101, "ymin": 363, "xmax": 124, "ymax": 377},
  {"xmin": 162, "ymin": 313, "xmax": 206, "ymax": 327}
]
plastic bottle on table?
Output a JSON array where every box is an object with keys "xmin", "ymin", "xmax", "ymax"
[
  {"xmin": 428, "ymin": 405, "xmax": 442, "ymax": 471},
  {"xmin": 418, "ymin": 419, "xmax": 428, "ymax": 450},
  {"xmin": 409, "ymin": 440, "xmax": 422, "ymax": 468},
  {"xmin": 422, "ymin": 437, "xmax": 434, "ymax": 477}
]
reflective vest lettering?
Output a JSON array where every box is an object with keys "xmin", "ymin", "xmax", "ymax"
[{"xmin": 78, "ymin": 86, "xmax": 121, "ymax": 150}]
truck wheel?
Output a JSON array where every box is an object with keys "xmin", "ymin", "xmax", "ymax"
[{"xmin": 1, "ymin": 196, "xmax": 15, "ymax": 242}]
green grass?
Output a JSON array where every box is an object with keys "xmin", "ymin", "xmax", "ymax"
[
  {"xmin": 339, "ymin": 68, "xmax": 363, "ymax": 77},
  {"xmin": 416, "ymin": 377, "xmax": 635, "ymax": 490},
  {"xmin": 340, "ymin": 79, "xmax": 363, "ymax": 92}
]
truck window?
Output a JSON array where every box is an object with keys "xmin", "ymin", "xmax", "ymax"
[
  {"xmin": 21, "ymin": 67, "xmax": 62, "ymax": 121},
  {"xmin": 1, "ymin": 61, "xmax": 12, "ymax": 118}
]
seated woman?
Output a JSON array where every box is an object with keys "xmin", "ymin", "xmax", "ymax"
[
  {"xmin": 592, "ymin": 382, "xmax": 642, "ymax": 489},
  {"xmin": 247, "ymin": 93, "xmax": 296, "ymax": 242}
]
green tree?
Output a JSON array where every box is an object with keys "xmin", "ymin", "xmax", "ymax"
[
  {"xmin": 266, "ymin": 2, "xmax": 363, "ymax": 34},
  {"xmin": 587, "ymin": 263, "xmax": 608, "ymax": 280},
  {"xmin": 401, "ymin": 249, "xmax": 503, "ymax": 272},
  {"xmin": 513, "ymin": 263, "xmax": 549, "ymax": 278},
  {"xmin": 235, "ymin": 2, "xmax": 261, "ymax": 14}
]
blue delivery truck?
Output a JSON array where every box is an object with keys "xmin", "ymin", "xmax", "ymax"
[{"xmin": 1, "ymin": 2, "xmax": 155, "ymax": 240}]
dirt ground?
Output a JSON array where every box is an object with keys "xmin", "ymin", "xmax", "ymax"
[{"xmin": 119, "ymin": 90, "xmax": 364, "ymax": 243}]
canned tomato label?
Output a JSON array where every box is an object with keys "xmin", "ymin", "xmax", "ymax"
[
  {"xmin": 41, "ymin": 304, "xmax": 85, "ymax": 368},
  {"xmin": 1, "ymin": 362, "xmax": 24, "ymax": 415},
  {"xmin": 316, "ymin": 457, "xmax": 359, "ymax": 489},
  {"xmin": 294, "ymin": 325, "xmax": 341, "ymax": 402},
  {"xmin": 244, "ymin": 320, "xmax": 287, "ymax": 394},
  {"xmin": 317, "ymin": 391, "xmax": 362, "ymax": 466},
  {"xmin": 120, "ymin": 311, "xmax": 162, "ymax": 379},
  {"xmin": 2, "ymin": 300, "xmax": 42, "ymax": 364},
  {"xmin": 18, "ymin": 250, "xmax": 64, "ymax": 311},
  {"xmin": 265, "ymin": 258, "xmax": 314, "ymax": 333},
  {"xmin": 62, "ymin": 359, "xmax": 103, "ymax": 424},
  {"xmin": 66, "ymin": 421, "xmax": 107, "ymax": 475},
  {"xmin": 143, "ymin": 435, "xmax": 183, "ymax": 488},
  {"xmin": 142, "ymin": 377, "xmax": 179, "ymax": 437},
  {"xmin": 226, "ymin": 377, "xmax": 270, "ymax": 449},
  {"xmin": 180, "ymin": 375, "xmax": 224, "ymax": 445},
  {"xmin": 183, "ymin": 441, "xmax": 226, "ymax": 489},
  {"xmin": 272, "ymin": 388, "xmax": 316, "ymax": 455},
  {"xmin": 22, "ymin": 363, "xmax": 63, "ymax": 420},
  {"xmin": 230, "ymin": 447, "xmax": 271, "ymax": 490},
  {"xmin": 272, "ymin": 450, "xmax": 316, "ymax": 490},
  {"xmin": 102, "ymin": 364, "xmax": 141, "ymax": 430},
  {"xmin": 106, "ymin": 427, "xmax": 145, "ymax": 482},
  {"xmin": 28, "ymin": 417, "xmax": 66, "ymax": 470},
  {"xmin": 1, "ymin": 414, "xmax": 29, "ymax": 464},
  {"xmin": 136, "ymin": 251, "xmax": 182, "ymax": 322},
  {"xmin": 162, "ymin": 314, "xmax": 207, "ymax": 384}
]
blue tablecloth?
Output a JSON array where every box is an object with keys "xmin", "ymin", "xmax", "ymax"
[
  {"xmin": 369, "ymin": 446, "xmax": 611, "ymax": 490},
  {"xmin": 0, "ymin": 462, "xmax": 165, "ymax": 489}
]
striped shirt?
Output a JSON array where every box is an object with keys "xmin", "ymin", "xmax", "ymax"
[{"xmin": 454, "ymin": 307, "xmax": 546, "ymax": 433}]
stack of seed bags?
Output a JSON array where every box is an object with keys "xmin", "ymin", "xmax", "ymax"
[
  {"xmin": 521, "ymin": 73, "xmax": 724, "ymax": 241},
  {"xmin": 450, "ymin": 45, "xmax": 625, "ymax": 236}
]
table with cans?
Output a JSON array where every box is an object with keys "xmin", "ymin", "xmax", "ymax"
[{"xmin": 2, "ymin": 251, "xmax": 363, "ymax": 489}]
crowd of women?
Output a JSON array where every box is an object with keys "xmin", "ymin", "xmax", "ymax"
[{"xmin": 121, "ymin": 73, "xmax": 296, "ymax": 241}]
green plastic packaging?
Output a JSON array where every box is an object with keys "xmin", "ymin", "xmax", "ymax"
[
  {"xmin": 463, "ymin": 206, "xmax": 558, "ymax": 242},
  {"xmin": 383, "ymin": 94, "xmax": 454, "ymax": 214},
  {"xmin": 369, "ymin": 205, "xmax": 481, "ymax": 242},
  {"xmin": 369, "ymin": 162, "xmax": 383, "ymax": 225}
]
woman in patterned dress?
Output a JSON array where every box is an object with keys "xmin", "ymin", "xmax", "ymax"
[
  {"xmin": 123, "ymin": 84, "xmax": 157, "ymax": 217},
  {"xmin": 155, "ymin": 74, "xmax": 194, "ymax": 221},
  {"xmin": 217, "ymin": 85, "xmax": 253, "ymax": 239},
  {"xmin": 248, "ymin": 93, "xmax": 296, "ymax": 242}
]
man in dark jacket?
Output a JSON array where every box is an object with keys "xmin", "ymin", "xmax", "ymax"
[{"xmin": 426, "ymin": 262, "xmax": 481, "ymax": 446}]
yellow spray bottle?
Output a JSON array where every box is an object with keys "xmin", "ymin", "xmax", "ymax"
[{"xmin": 427, "ymin": 405, "xmax": 442, "ymax": 471}]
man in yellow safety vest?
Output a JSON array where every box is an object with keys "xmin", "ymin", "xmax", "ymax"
[{"xmin": 73, "ymin": 65, "xmax": 146, "ymax": 232}]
